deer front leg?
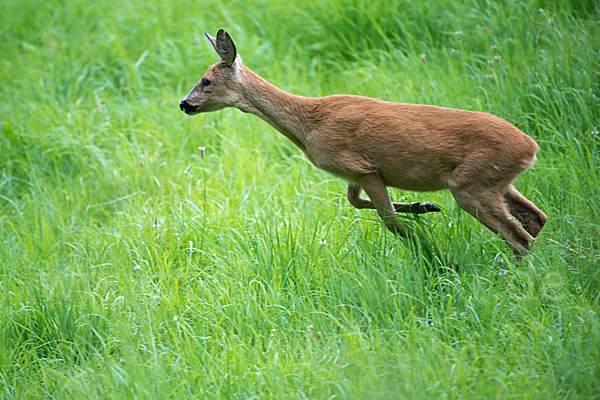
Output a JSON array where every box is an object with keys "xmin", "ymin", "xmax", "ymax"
[
  {"xmin": 353, "ymin": 175, "xmax": 411, "ymax": 237},
  {"xmin": 347, "ymin": 183, "xmax": 441, "ymax": 214}
]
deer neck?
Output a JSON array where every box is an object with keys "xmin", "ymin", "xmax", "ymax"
[{"xmin": 236, "ymin": 66, "xmax": 315, "ymax": 151}]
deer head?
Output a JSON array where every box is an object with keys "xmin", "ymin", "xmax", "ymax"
[{"xmin": 180, "ymin": 29, "xmax": 242, "ymax": 115}]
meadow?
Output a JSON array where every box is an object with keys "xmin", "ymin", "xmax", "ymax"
[{"xmin": 1, "ymin": 0, "xmax": 599, "ymax": 398}]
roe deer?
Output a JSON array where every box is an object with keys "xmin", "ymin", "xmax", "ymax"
[{"xmin": 180, "ymin": 29, "xmax": 547, "ymax": 259}]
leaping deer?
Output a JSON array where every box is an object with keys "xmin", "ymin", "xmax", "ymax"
[{"xmin": 180, "ymin": 29, "xmax": 547, "ymax": 259}]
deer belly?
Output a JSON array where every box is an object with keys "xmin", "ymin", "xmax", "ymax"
[{"xmin": 379, "ymin": 165, "xmax": 450, "ymax": 192}]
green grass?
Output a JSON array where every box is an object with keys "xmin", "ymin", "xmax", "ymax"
[{"xmin": 1, "ymin": 0, "xmax": 599, "ymax": 398}]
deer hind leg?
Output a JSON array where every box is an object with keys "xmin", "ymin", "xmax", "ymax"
[
  {"xmin": 451, "ymin": 186, "xmax": 534, "ymax": 259},
  {"xmin": 353, "ymin": 175, "xmax": 411, "ymax": 237},
  {"xmin": 347, "ymin": 183, "xmax": 441, "ymax": 214},
  {"xmin": 503, "ymin": 185, "xmax": 547, "ymax": 238}
]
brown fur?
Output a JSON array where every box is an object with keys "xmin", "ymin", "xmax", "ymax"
[{"xmin": 181, "ymin": 29, "xmax": 547, "ymax": 259}]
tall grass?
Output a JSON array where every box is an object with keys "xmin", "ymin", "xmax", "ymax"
[{"xmin": 1, "ymin": 0, "xmax": 599, "ymax": 398}]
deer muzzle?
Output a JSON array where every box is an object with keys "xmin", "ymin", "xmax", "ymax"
[{"xmin": 179, "ymin": 99, "xmax": 200, "ymax": 115}]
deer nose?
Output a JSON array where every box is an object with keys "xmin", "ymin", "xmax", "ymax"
[{"xmin": 179, "ymin": 99, "xmax": 190, "ymax": 112}]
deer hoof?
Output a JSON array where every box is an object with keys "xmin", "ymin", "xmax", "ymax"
[{"xmin": 413, "ymin": 202, "xmax": 441, "ymax": 214}]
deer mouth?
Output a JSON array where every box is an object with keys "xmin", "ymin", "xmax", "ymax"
[{"xmin": 183, "ymin": 108, "xmax": 201, "ymax": 115}]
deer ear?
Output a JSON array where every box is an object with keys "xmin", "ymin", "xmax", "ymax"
[
  {"xmin": 215, "ymin": 29, "xmax": 237, "ymax": 67},
  {"xmin": 205, "ymin": 32, "xmax": 218, "ymax": 53}
]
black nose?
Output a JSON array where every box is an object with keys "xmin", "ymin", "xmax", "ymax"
[{"xmin": 179, "ymin": 99, "xmax": 190, "ymax": 112}]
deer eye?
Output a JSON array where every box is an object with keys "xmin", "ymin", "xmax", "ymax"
[{"xmin": 201, "ymin": 78, "xmax": 211, "ymax": 87}]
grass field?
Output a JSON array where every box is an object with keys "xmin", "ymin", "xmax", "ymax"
[{"xmin": 1, "ymin": 0, "xmax": 599, "ymax": 398}]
